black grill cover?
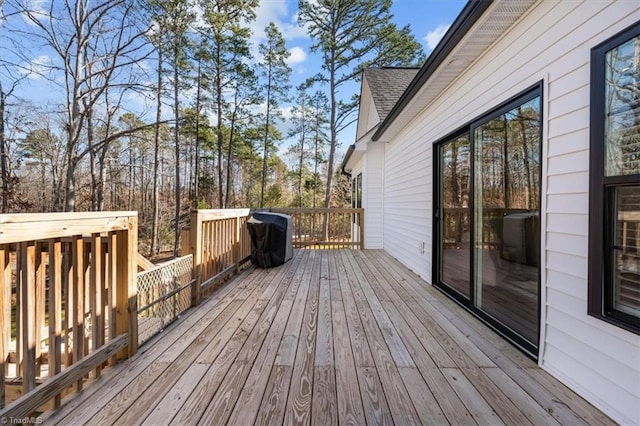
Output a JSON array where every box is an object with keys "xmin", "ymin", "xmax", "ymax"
[{"xmin": 247, "ymin": 212, "xmax": 293, "ymax": 268}]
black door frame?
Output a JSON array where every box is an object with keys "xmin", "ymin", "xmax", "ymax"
[{"xmin": 432, "ymin": 82, "xmax": 544, "ymax": 360}]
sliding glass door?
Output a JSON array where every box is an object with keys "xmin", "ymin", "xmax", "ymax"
[
  {"xmin": 435, "ymin": 85, "xmax": 542, "ymax": 355},
  {"xmin": 439, "ymin": 135, "xmax": 471, "ymax": 299},
  {"xmin": 473, "ymin": 96, "xmax": 541, "ymax": 347}
]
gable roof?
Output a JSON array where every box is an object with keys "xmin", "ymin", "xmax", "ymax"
[
  {"xmin": 343, "ymin": 0, "xmax": 536, "ymax": 174},
  {"xmin": 372, "ymin": 0, "xmax": 536, "ymax": 142},
  {"xmin": 364, "ymin": 67, "xmax": 420, "ymax": 122}
]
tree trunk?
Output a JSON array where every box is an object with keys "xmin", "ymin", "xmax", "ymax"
[
  {"xmin": 97, "ymin": 147, "xmax": 108, "ymax": 210},
  {"xmin": 64, "ymin": 0, "xmax": 87, "ymax": 212},
  {"xmin": 216, "ymin": 48, "xmax": 224, "ymax": 208},
  {"xmin": 0, "ymin": 84, "xmax": 7, "ymax": 213},
  {"xmin": 87, "ymin": 105, "xmax": 98, "ymax": 211},
  {"xmin": 324, "ymin": 59, "xmax": 337, "ymax": 210},
  {"xmin": 194, "ymin": 58, "xmax": 201, "ymax": 207},
  {"xmin": 225, "ymin": 107, "xmax": 237, "ymax": 208},
  {"xmin": 150, "ymin": 46, "xmax": 163, "ymax": 257},
  {"xmin": 260, "ymin": 65, "xmax": 272, "ymax": 208},
  {"xmin": 173, "ymin": 49, "xmax": 181, "ymax": 257},
  {"xmin": 313, "ymin": 116, "xmax": 319, "ymax": 210},
  {"xmin": 517, "ymin": 107, "xmax": 533, "ymax": 209},
  {"xmin": 64, "ymin": 156, "xmax": 77, "ymax": 212},
  {"xmin": 298, "ymin": 120, "xmax": 305, "ymax": 208}
]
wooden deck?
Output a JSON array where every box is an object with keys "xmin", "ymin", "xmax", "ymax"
[{"xmin": 44, "ymin": 250, "xmax": 612, "ymax": 425}]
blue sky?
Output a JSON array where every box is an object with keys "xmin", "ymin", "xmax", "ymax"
[
  {"xmin": 249, "ymin": 0, "xmax": 467, "ymax": 155},
  {"xmin": 6, "ymin": 0, "xmax": 467, "ymax": 158}
]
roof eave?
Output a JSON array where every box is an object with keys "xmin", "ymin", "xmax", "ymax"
[
  {"xmin": 341, "ymin": 144, "xmax": 356, "ymax": 176},
  {"xmin": 371, "ymin": 0, "xmax": 493, "ymax": 141},
  {"xmin": 341, "ymin": 124, "xmax": 380, "ymax": 174}
]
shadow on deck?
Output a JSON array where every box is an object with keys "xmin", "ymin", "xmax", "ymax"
[{"xmin": 44, "ymin": 249, "xmax": 612, "ymax": 425}]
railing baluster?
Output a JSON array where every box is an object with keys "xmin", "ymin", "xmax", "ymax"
[
  {"xmin": 20, "ymin": 241, "xmax": 37, "ymax": 394},
  {"xmin": 0, "ymin": 245, "xmax": 8, "ymax": 408},
  {"xmin": 108, "ymin": 231, "xmax": 117, "ymax": 366},
  {"xmin": 62, "ymin": 241, "xmax": 71, "ymax": 369},
  {"xmin": 71, "ymin": 235, "xmax": 84, "ymax": 391},
  {"xmin": 90, "ymin": 233, "xmax": 103, "ymax": 378},
  {"xmin": 15, "ymin": 244, "xmax": 22, "ymax": 378},
  {"xmin": 35, "ymin": 242, "xmax": 45, "ymax": 378},
  {"xmin": 48, "ymin": 238, "xmax": 62, "ymax": 408}
]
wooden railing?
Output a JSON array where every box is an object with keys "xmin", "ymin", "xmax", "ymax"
[
  {"xmin": 0, "ymin": 207, "xmax": 363, "ymax": 417},
  {"xmin": 185, "ymin": 207, "xmax": 364, "ymax": 305},
  {"xmin": 188, "ymin": 209, "xmax": 252, "ymax": 305},
  {"xmin": 270, "ymin": 208, "xmax": 364, "ymax": 249},
  {"xmin": 0, "ymin": 212, "xmax": 138, "ymax": 417},
  {"xmin": 442, "ymin": 207, "xmax": 534, "ymax": 247}
]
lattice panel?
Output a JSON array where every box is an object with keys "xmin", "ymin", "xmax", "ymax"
[{"xmin": 136, "ymin": 255, "xmax": 193, "ymax": 345}]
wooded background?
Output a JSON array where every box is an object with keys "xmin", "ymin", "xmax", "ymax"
[{"xmin": 0, "ymin": 0, "xmax": 424, "ymax": 254}]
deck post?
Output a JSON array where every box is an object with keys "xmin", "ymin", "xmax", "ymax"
[
  {"xmin": 234, "ymin": 214, "xmax": 240, "ymax": 274},
  {"xmin": 359, "ymin": 208, "xmax": 365, "ymax": 249},
  {"xmin": 0, "ymin": 247, "xmax": 8, "ymax": 408},
  {"xmin": 190, "ymin": 210, "xmax": 203, "ymax": 306},
  {"xmin": 115, "ymin": 215, "xmax": 138, "ymax": 359}
]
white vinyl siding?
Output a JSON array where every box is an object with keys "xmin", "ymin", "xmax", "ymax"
[
  {"xmin": 355, "ymin": 79, "xmax": 379, "ymax": 141},
  {"xmin": 384, "ymin": 121, "xmax": 432, "ymax": 279},
  {"xmin": 365, "ymin": 142, "xmax": 384, "ymax": 249},
  {"xmin": 380, "ymin": 1, "xmax": 640, "ymax": 424}
]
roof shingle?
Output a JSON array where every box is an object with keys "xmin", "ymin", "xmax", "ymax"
[{"xmin": 363, "ymin": 67, "xmax": 419, "ymax": 122}]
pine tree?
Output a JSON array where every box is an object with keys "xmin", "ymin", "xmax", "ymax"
[
  {"xmin": 297, "ymin": 0, "xmax": 424, "ymax": 208},
  {"xmin": 257, "ymin": 22, "xmax": 291, "ymax": 208},
  {"xmin": 199, "ymin": 0, "xmax": 258, "ymax": 208}
]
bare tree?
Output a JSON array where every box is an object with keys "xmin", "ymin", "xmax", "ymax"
[
  {"xmin": 9, "ymin": 0, "xmax": 152, "ymax": 211},
  {"xmin": 0, "ymin": 79, "xmax": 22, "ymax": 212}
]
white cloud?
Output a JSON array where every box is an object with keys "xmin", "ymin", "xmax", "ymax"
[
  {"xmin": 285, "ymin": 46, "xmax": 307, "ymax": 66},
  {"xmin": 19, "ymin": 54, "xmax": 52, "ymax": 79},
  {"xmin": 424, "ymin": 24, "xmax": 450, "ymax": 51},
  {"xmin": 20, "ymin": 0, "xmax": 48, "ymax": 26},
  {"xmin": 249, "ymin": 0, "xmax": 309, "ymax": 49},
  {"xmin": 282, "ymin": 11, "xmax": 310, "ymax": 41},
  {"xmin": 280, "ymin": 105, "xmax": 294, "ymax": 120}
]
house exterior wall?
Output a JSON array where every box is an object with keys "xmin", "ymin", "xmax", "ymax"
[
  {"xmin": 350, "ymin": 155, "xmax": 364, "ymax": 248},
  {"xmin": 348, "ymin": 144, "xmax": 385, "ymax": 250},
  {"xmin": 365, "ymin": 142, "xmax": 385, "ymax": 249},
  {"xmin": 355, "ymin": 79, "xmax": 379, "ymax": 141},
  {"xmin": 380, "ymin": 1, "xmax": 639, "ymax": 424}
]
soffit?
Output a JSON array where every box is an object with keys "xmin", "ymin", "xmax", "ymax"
[{"xmin": 376, "ymin": 0, "xmax": 537, "ymax": 141}]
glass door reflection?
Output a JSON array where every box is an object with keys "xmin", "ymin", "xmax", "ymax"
[
  {"xmin": 473, "ymin": 97, "xmax": 541, "ymax": 346},
  {"xmin": 440, "ymin": 135, "xmax": 471, "ymax": 299}
]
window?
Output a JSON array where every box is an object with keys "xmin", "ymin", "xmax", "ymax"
[
  {"xmin": 352, "ymin": 178, "xmax": 357, "ymax": 208},
  {"xmin": 351, "ymin": 173, "xmax": 362, "ymax": 208},
  {"xmin": 352, "ymin": 173, "xmax": 363, "ymax": 224},
  {"xmin": 589, "ymin": 22, "xmax": 640, "ymax": 333}
]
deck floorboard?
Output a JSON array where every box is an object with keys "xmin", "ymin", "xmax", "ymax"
[{"xmin": 45, "ymin": 249, "xmax": 614, "ymax": 425}]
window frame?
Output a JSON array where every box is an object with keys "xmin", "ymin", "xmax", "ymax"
[
  {"xmin": 356, "ymin": 173, "xmax": 362, "ymax": 209},
  {"xmin": 588, "ymin": 21, "xmax": 640, "ymax": 334}
]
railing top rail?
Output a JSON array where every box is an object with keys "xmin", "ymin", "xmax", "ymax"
[
  {"xmin": 0, "ymin": 211, "xmax": 138, "ymax": 244},
  {"xmin": 270, "ymin": 208, "xmax": 363, "ymax": 214},
  {"xmin": 137, "ymin": 254, "xmax": 193, "ymax": 279},
  {"xmin": 191, "ymin": 208, "xmax": 251, "ymax": 221}
]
